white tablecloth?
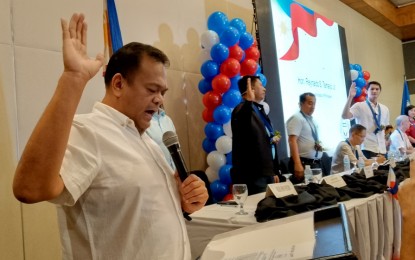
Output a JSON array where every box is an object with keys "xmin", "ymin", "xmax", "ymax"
[{"xmin": 187, "ymin": 192, "xmax": 402, "ymax": 259}]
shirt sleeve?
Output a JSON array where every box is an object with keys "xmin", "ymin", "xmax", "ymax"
[
  {"xmin": 286, "ymin": 115, "xmax": 303, "ymax": 136},
  {"xmin": 53, "ymin": 121, "xmax": 101, "ymax": 206}
]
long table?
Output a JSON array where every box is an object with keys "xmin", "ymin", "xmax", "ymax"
[{"xmin": 187, "ymin": 192, "xmax": 402, "ymax": 259}]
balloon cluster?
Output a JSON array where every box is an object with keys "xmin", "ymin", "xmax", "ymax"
[
  {"xmin": 349, "ymin": 63, "xmax": 370, "ymax": 102},
  {"xmin": 199, "ymin": 11, "xmax": 265, "ymax": 202}
]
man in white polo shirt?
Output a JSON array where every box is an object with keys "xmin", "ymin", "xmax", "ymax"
[
  {"xmin": 13, "ymin": 13, "xmax": 208, "ymax": 260},
  {"xmin": 286, "ymin": 92, "xmax": 323, "ymax": 183},
  {"xmin": 342, "ymin": 81, "xmax": 390, "ymax": 158}
]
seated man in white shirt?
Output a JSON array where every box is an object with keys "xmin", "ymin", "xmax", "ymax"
[
  {"xmin": 331, "ymin": 124, "xmax": 385, "ymax": 174},
  {"xmin": 390, "ymin": 115, "xmax": 415, "ymax": 156}
]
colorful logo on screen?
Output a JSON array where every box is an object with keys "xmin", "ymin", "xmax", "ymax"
[{"xmin": 277, "ymin": 0, "xmax": 334, "ymax": 61}]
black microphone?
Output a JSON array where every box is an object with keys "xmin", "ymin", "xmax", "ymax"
[{"xmin": 162, "ymin": 131, "xmax": 189, "ymax": 182}]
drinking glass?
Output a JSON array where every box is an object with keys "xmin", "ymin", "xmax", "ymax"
[{"xmin": 232, "ymin": 184, "xmax": 248, "ymax": 215}]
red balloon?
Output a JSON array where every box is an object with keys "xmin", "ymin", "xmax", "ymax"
[
  {"xmin": 228, "ymin": 45, "xmax": 244, "ymax": 61},
  {"xmin": 222, "ymin": 193, "xmax": 233, "ymax": 201},
  {"xmin": 212, "ymin": 74, "xmax": 231, "ymax": 94},
  {"xmin": 202, "ymin": 91, "xmax": 222, "ymax": 110},
  {"xmin": 361, "ymin": 87, "xmax": 367, "ymax": 96},
  {"xmin": 220, "ymin": 58, "xmax": 241, "ymax": 78},
  {"xmin": 354, "ymin": 94, "xmax": 366, "ymax": 102},
  {"xmin": 240, "ymin": 59, "xmax": 258, "ymax": 76},
  {"xmin": 363, "ymin": 71, "xmax": 370, "ymax": 80},
  {"xmin": 244, "ymin": 46, "xmax": 260, "ymax": 61},
  {"xmin": 202, "ymin": 108, "xmax": 214, "ymax": 122}
]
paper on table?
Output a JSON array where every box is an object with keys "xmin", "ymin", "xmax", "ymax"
[{"xmin": 201, "ymin": 211, "xmax": 315, "ymax": 260}]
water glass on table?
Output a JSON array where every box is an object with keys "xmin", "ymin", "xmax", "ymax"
[{"xmin": 232, "ymin": 184, "xmax": 248, "ymax": 215}]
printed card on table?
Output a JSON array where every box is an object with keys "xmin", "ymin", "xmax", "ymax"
[{"xmin": 266, "ymin": 182, "xmax": 298, "ymax": 198}]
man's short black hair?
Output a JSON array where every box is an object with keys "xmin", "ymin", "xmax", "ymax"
[
  {"xmin": 238, "ymin": 75, "xmax": 260, "ymax": 95},
  {"xmin": 367, "ymin": 81, "xmax": 382, "ymax": 91},
  {"xmin": 104, "ymin": 42, "xmax": 169, "ymax": 87},
  {"xmin": 349, "ymin": 124, "xmax": 366, "ymax": 136},
  {"xmin": 299, "ymin": 92, "xmax": 315, "ymax": 104}
]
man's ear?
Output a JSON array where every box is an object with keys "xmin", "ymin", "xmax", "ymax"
[{"xmin": 110, "ymin": 73, "xmax": 124, "ymax": 98}]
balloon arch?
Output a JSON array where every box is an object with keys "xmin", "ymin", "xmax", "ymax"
[
  {"xmin": 199, "ymin": 11, "xmax": 266, "ymax": 202},
  {"xmin": 198, "ymin": 12, "xmax": 370, "ymax": 202}
]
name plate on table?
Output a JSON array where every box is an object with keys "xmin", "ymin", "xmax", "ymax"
[
  {"xmin": 321, "ymin": 174, "xmax": 347, "ymax": 188},
  {"xmin": 362, "ymin": 166, "xmax": 374, "ymax": 178},
  {"xmin": 266, "ymin": 182, "xmax": 297, "ymax": 198}
]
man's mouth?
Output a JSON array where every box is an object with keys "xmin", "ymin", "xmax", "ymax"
[{"xmin": 145, "ymin": 109, "xmax": 156, "ymax": 117}]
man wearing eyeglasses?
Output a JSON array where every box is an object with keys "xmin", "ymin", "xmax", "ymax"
[{"xmin": 331, "ymin": 124, "xmax": 384, "ymax": 174}]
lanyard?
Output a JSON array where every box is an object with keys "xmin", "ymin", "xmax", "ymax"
[
  {"xmin": 252, "ymin": 103, "xmax": 274, "ymax": 135},
  {"xmin": 300, "ymin": 111, "xmax": 318, "ymax": 142},
  {"xmin": 366, "ymin": 100, "xmax": 382, "ymax": 134},
  {"xmin": 251, "ymin": 102, "xmax": 276, "ymax": 158},
  {"xmin": 397, "ymin": 129, "xmax": 408, "ymax": 148},
  {"xmin": 345, "ymin": 139, "xmax": 359, "ymax": 159},
  {"xmin": 300, "ymin": 111, "xmax": 320, "ymax": 158}
]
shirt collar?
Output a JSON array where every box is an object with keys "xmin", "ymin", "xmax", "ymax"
[{"xmin": 93, "ymin": 102, "xmax": 135, "ymax": 128}]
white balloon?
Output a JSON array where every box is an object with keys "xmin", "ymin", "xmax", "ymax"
[
  {"xmin": 223, "ymin": 121, "xmax": 233, "ymax": 137},
  {"xmin": 199, "ymin": 49, "xmax": 211, "ymax": 63},
  {"xmin": 350, "ymin": 69, "xmax": 358, "ymax": 81},
  {"xmin": 205, "ymin": 167, "xmax": 218, "ymax": 183},
  {"xmin": 259, "ymin": 100, "xmax": 270, "ymax": 115},
  {"xmin": 215, "ymin": 136, "xmax": 233, "ymax": 154},
  {"xmin": 207, "ymin": 151, "xmax": 226, "ymax": 171},
  {"xmin": 200, "ymin": 30, "xmax": 219, "ymax": 50}
]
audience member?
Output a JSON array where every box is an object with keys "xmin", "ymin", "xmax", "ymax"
[
  {"xmin": 384, "ymin": 124, "xmax": 394, "ymax": 151},
  {"xmin": 342, "ymin": 81, "xmax": 390, "ymax": 158},
  {"xmin": 331, "ymin": 124, "xmax": 385, "ymax": 174},
  {"xmin": 147, "ymin": 105, "xmax": 176, "ymax": 169},
  {"xmin": 404, "ymin": 104, "xmax": 415, "ymax": 147},
  {"xmin": 12, "ymin": 13, "xmax": 208, "ymax": 260},
  {"xmin": 286, "ymin": 92, "xmax": 323, "ymax": 183},
  {"xmin": 231, "ymin": 75, "xmax": 284, "ymax": 195},
  {"xmin": 398, "ymin": 159, "xmax": 415, "ymax": 260},
  {"xmin": 389, "ymin": 115, "xmax": 414, "ymax": 156}
]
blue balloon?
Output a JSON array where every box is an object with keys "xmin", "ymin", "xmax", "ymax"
[
  {"xmin": 355, "ymin": 87, "xmax": 362, "ymax": 98},
  {"xmin": 210, "ymin": 180, "xmax": 229, "ymax": 201},
  {"xmin": 230, "ymin": 18, "xmax": 247, "ymax": 34},
  {"xmin": 239, "ymin": 32, "xmax": 254, "ymax": 50},
  {"xmin": 226, "ymin": 152, "xmax": 232, "ymax": 165},
  {"xmin": 256, "ymin": 65, "xmax": 262, "ymax": 74},
  {"xmin": 210, "ymin": 43, "xmax": 229, "ymax": 64},
  {"xmin": 207, "ymin": 12, "xmax": 229, "ymax": 35},
  {"xmin": 256, "ymin": 73, "xmax": 267, "ymax": 87},
  {"xmin": 219, "ymin": 164, "xmax": 232, "ymax": 185},
  {"xmin": 355, "ymin": 77, "xmax": 366, "ymax": 88},
  {"xmin": 222, "ymin": 89, "xmax": 242, "ymax": 108},
  {"xmin": 353, "ymin": 64, "xmax": 362, "ymax": 72},
  {"xmin": 358, "ymin": 71, "xmax": 363, "ymax": 78},
  {"xmin": 349, "ymin": 64, "xmax": 354, "ymax": 70},
  {"xmin": 201, "ymin": 60, "xmax": 219, "ymax": 80},
  {"xmin": 204, "ymin": 122, "xmax": 224, "ymax": 140},
  {"xmin": 198, "ymin": 79, "xmax": 212, "ymax": 94},
  {"xmin": 230, "ymin": 75, "xmax": 241, "ymax": 89},
  {"xmin": 213, "ymin": 105, "xmax": 232, "ymax": 124},
  {"xmin": 202, "ymin": 138, "xmax": 216, "ymax": 153},
  {"xmin": 220, "ymin": 26, "xmax": 240, "ymax": 47}
]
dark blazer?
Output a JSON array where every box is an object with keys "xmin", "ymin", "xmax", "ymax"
[{"xmin": 230, "ymin": 101, "xmax": 282, "ymax": 188}]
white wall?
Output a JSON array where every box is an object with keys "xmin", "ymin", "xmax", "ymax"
[{"xmin": 0, "ymin": 0, "xmax": 405, "ymax": 259}]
